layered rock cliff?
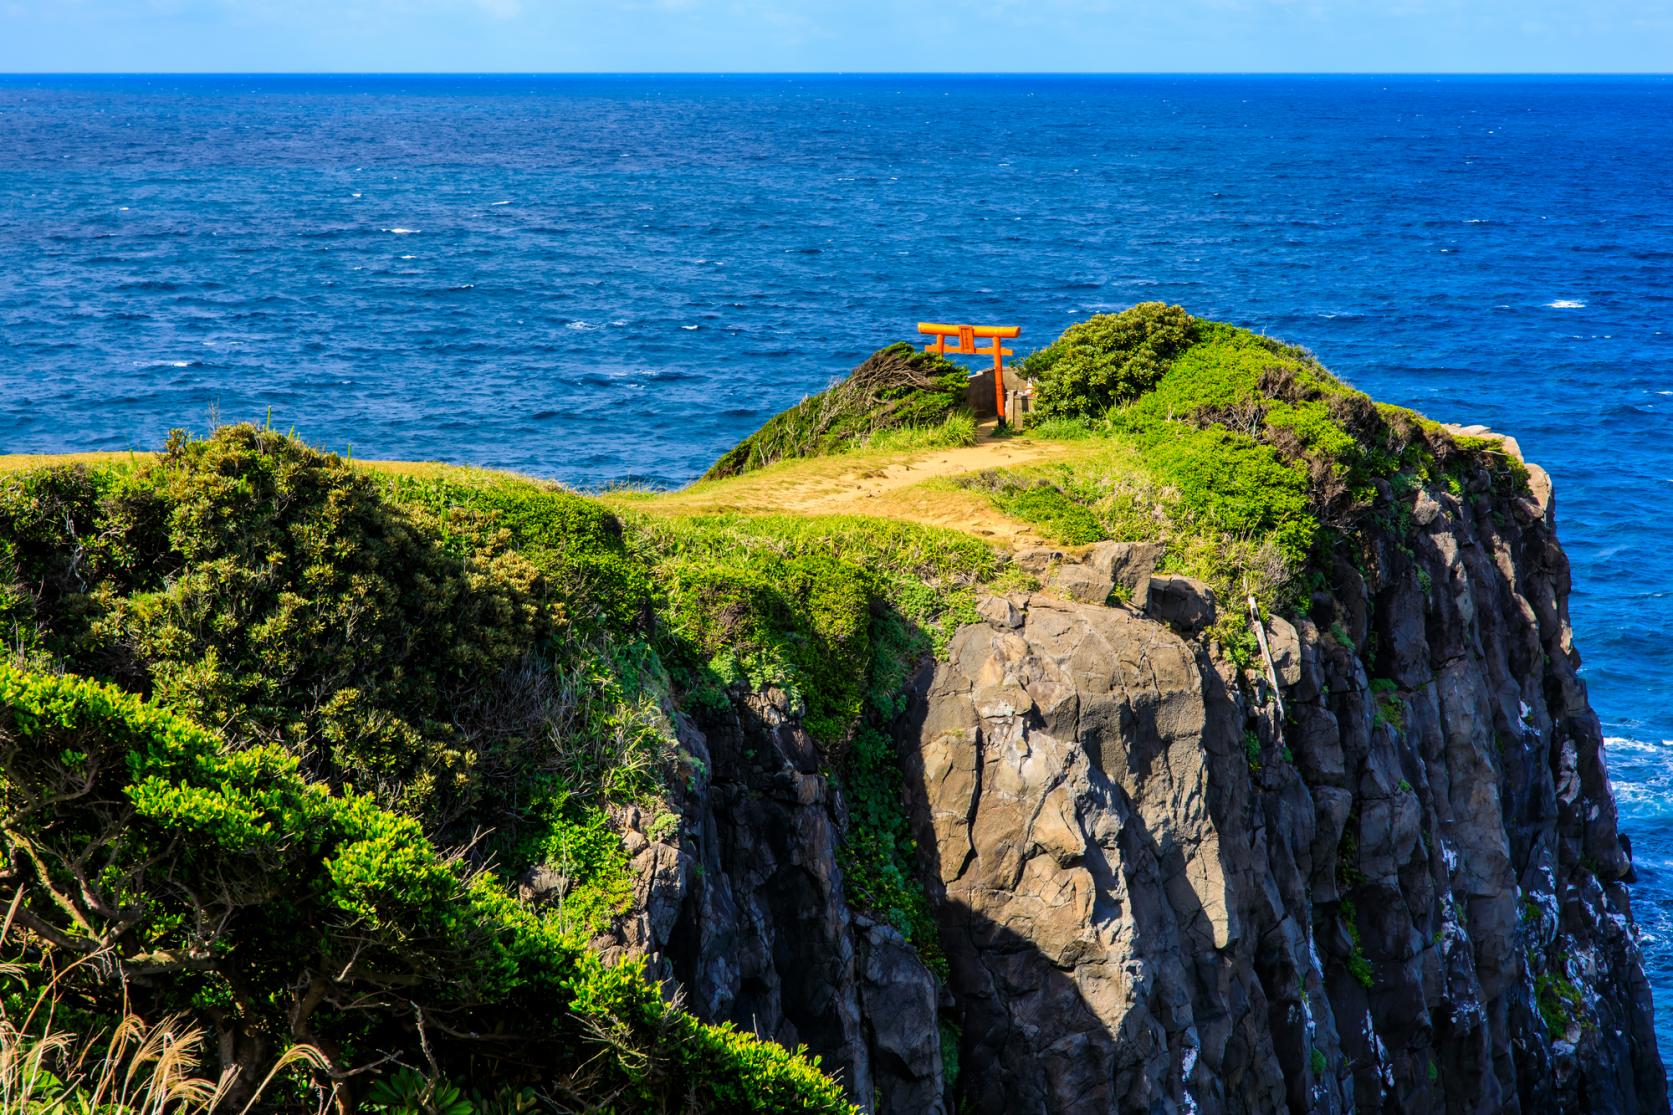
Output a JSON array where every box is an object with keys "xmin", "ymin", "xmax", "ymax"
[
  {"xmin": 609, "ymin": 427, "xmax": 1665, "ymax": 1114},
  {"xmin": 3, "ymin": 310, "xmax": 1661, "ymax": 1113}
]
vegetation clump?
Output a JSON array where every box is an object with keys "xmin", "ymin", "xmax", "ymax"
[
  {"xmin": 704, "ymin": 343, "xmax": 972, "ymax": 480},
  {"xmin": 1338, "ymin": 898, "xmax": 1376, "ymax": 990},
  {"xmin": 1535, "ymin": 963, "xmax": 1590, "ymax": 1040},
  {"xmin": 0, "ymin": 664, "xmax": 853, "ymax": 1112},
  {"xmin": 1021, "ymin": 301, "xmax": 1198, "ymax": 418},
  {"xmin": 0, "ymin": 428, "xmax": 860, "ymax": 1111}
]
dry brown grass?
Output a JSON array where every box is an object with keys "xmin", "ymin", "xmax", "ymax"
[{"xmin": 610, "ymin": 428, "xmax": 1084, "ymax": 545}]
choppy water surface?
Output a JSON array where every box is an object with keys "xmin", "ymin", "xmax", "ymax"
[{"xmin": 2, "ymin": 73, "xmax": 1671, "ymax": 1059}]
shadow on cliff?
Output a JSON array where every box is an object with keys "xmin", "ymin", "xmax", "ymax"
[
  {"xmin": 648, "ymin": 603, "xmax": 1277, "ymax": 1115},
  {"xmin": 894, "ymin": 651, "xmax": 1240, "ymax": 1115}
]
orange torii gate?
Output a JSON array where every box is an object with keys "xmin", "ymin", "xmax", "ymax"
[{"xmin": 917, "ymin": 322, "xmax": 1021, "ymax": 423}]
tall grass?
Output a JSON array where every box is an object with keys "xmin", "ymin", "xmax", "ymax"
[
  {"xmin": 862, "ymin": 411, "xmax": 977, "ymax": 453},
  {"xmin": 0, "ymin": 952, "xmax": 328, "ymax": 1114}
]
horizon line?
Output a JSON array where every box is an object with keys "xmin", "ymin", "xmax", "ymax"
[{"xmin": 2, "ymin": 70, "xmax": 1670, "ymax": 78}]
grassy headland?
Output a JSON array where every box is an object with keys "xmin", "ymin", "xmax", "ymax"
[{"xmin": 0, "ymin": 304, "xmax": 1527, "ymax": 1112}]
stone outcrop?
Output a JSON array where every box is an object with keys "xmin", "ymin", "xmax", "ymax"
[
  {"xmin": 608, "ymin": 434, "xmax": 1665, "ymax": 1114},
  {"xmin": 898, "ymin": 432, "xmax": 1663, "ymax": 1114}
]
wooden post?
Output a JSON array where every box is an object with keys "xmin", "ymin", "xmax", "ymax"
[{"xmin": 992, "ymin": 341, "xmax": 1005, "ymax": 424}]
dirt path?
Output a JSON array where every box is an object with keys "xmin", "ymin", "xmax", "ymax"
[{"xmin": 629, "ymin": 428, "xmax": 1079, "ymax": 546}]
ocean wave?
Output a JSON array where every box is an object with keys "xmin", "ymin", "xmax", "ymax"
[
  {"xmin": 383, "ymin": 228, "xmax": 421, "ymax": 235},
  {"xmin": 1547, "ymin": 299, "xmax": 1586, "ymax": 309},
  {"xmin": 1604, "ymin": 737, "xmax": 1673, "ymax": 755}
]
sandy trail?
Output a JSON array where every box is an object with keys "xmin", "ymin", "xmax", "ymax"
[{"xmin": 629, "ymin": 429, "xmax": 1077, "ymax": 546}]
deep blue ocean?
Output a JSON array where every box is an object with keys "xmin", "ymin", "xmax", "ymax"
[{"xmin": 2, "ymin": 73, "xmax": 1670, "ymax": 1060}]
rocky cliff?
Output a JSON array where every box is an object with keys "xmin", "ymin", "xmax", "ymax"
[
  {"xmin": 610, "ymin": 427, "xmax": 1666, "ymax": 1114},
  {"xmin": 3, "ymin": 311, "xmax": 1662, "ymax": 1113}
]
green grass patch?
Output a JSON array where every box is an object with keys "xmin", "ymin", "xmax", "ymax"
[
  {"xmin": 863, "ymin": 411, "xmax": 978, "ymax": 453},
  {"xmin": 1535, "ymin": 965, "xmax": 1588, "ymax": 1039}
]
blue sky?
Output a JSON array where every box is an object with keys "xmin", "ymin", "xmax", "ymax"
[{"xmin": 2, "ymin": 0, "xmax": 1669, "ymax": 73}]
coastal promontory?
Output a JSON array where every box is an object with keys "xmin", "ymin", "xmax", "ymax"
[{"xmin": 1, "ymin": 305, "xmax": 1661, "ymax": 1113}]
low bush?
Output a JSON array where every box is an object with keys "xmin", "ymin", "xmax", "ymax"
[
  {"xmin": 0, "ymin": 664, "xmax": 854, "ymax": 1112},
  {"xmin": 704, "ymin": 343, "xmax": 971, "ymax": 480},
  {"xmin": 1021, "ymin": 302, "xmax": 1198, "ymax": 418}
]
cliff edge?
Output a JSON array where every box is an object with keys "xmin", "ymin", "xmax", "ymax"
[{"xmin": 1, "ymin": 305, "xmax": 1661, "ymax": 1113}]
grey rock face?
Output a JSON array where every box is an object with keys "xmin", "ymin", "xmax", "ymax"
[
  {"xmin": 897, "ymin": 454, "xmax": 1663, "ymax": 1113},
  {"xmin": 1145, "ymin": 573, "xmax": 1217, "ymax": 635},
  {"xmin": 905, "ymin": 595, "xmax": 1270, "ymax": 1114},
  {"xmin": 597, "ymin": 690, "xmax": 945, "ymax": 1115},
  {"xmin": 1050, "ymin": 561, "xmax": 1116, "ymax": 605},
  {"xmin": 1087, "ymin": 540, "xmax": 1166, "ymax": 608},
  {"xmin": 1014, "ymin": 547, "xmax": 1067, "ymax": 575},
  {"xmin": 603, "ymin": 436, "xmax": 1662, "ymax": 1115}
]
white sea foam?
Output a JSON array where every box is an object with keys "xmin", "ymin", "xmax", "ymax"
[
  {"xmin": 681, "ymin": 324, "xmax": 700, "ymax": 330},
  {"xmin": 400, "ymin": 255, "xmax": 415, "ymax": 260},
  {"xmin": 1547, "ymin": 299, "xmax": 1585, "ymax": 309},
  {"xmin": 490, "ymin": 200, "xmax": 512, "ymax": 206},
  {"xmin": 1603, "ymin": 736, "xmax": 1673, "ymax": 755},
  {"xmin": 383, "ymin": 227, "xmax": 420, "ymax": 235},
  {"xmin": 566, "ymin": 320, "xmax": 594, "ymax": 331}
]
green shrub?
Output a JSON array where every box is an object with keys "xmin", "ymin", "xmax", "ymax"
[
  {"xmin": 705, "ymin": 344, "xmax": 970, "ymax": 479},
  {"xmin": 0, "ymin": 664, "xmax": 855, "ymax": 1112},
  {"xmin": 0, "ymin": 431, "xmax": 678, "ymax": 907},
  {"xmin": 654, "ymin": 549, "xmax": 872, "ymax": 746},
  {"xmin": 1022, "ymin": 302, "xmax": 1198, "ymax": 418}
]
